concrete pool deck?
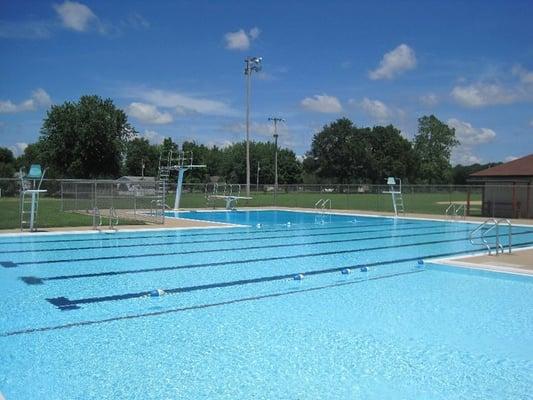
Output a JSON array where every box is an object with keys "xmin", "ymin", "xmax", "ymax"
[{"xmin": 434, "ymin": 248, "xmax": 533, "ymax": 276}]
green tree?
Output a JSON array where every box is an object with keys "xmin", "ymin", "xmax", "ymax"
[
  {"xmin": 39, "ymin": 95, "xmax": 135, "ymax": 178},
  {"xmin": 124, "ymin": 138, "xmax": 160, "ymax": 177},
  {"xmin": 304, "ymin": 118, "xmax": 371, "ymax": 184},
  {"xmin": 368, "ymin": 125, "xmax": 417, "ymax": 183},
  {"xmin": 0, "ymin": 147, "xmax": 15, "ymax": 178},
  {"xmin": 413, "ymin": 115, "xmax": 459, "ymax": 184}
]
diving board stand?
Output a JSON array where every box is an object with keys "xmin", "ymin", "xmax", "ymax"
[
  {"xmin": 382, "ymin": 177, "xmax": 405, "ymax": 216},
  {"xmin": 158, "ymin": 150, "xmax": 206, "ymax": 210}
]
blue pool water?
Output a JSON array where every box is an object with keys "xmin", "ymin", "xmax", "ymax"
[{"xmin": 1, "ymin": 210, "xmax": 532, "ymax": 399}]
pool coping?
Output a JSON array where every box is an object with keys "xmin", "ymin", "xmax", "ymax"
[{"xmin": 429, "ymin": 245, "xmax": 533, "ymax": 277}]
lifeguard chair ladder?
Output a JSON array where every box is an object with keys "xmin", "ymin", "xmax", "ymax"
[
  {"xmin": 19, "ymin": 164, "xmax": 47, "ymax": 231},
  {"xmin": 383, "ymin": 177, "xmax": 404, "ymax": 216}
]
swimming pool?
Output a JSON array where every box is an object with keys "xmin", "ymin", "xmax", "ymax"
[{"xmin": 1, "ymin": 210, "xmax": 532, "ymax": 399}]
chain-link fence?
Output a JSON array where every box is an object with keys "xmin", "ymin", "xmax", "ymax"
[
  {"xmin": 0, "ymin": 178, "xmax": 165, "ymax": 230},
  {"xmin": 0, "ymin": 178, "xmax": 531, "ymax": 230}
]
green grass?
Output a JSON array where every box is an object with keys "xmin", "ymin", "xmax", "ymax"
[
  {"xmin": 0, "ymin": 191, "xmax": 481, "ymax": 230},
  {"xmin": 0, "ymin": 197, "xmax": 145, "ymax": 230},
  {"xmin": 179, "ymin": 190, "xmax": 482, "ymax": 215}
]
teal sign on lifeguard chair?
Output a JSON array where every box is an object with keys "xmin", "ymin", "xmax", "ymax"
[{"xmin": 19, "ymin": 164, "xmax": 47, "ymax": 231}]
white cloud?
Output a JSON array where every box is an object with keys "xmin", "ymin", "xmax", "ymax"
[
  {"xmin": 0, "ymin": 88, "xmax": 52, "ymax": 113},
  {"xmin": 359, "ymin": 98, "xmax": 395, "ymax": 121},
  {"xmin": 369, "ymin": 44, "xmax": 417, "ymax": 80},
  {"xmin": 127, "ymin": 102, "xmax": 173, "ymax": 124},
  {"xmin": 249, "ymin": 27, "xmax": 260, "ymax": 40},
  {"xmin": 512, "ymin": 65, "xmax": 533, "ymax": 84},
  {"xmin": 420, "ymin": 93, "xmax": 439, "ymax": 106},
  {"xmin": 450, "ymin": 83, "xmax": 517, "ymax": 107},
  {"xmin": 140, "ymin": 130, "xmax": 165, "ymax": 144},
  {"xmin": 301, "ymin": 94, "xmax": 342, "ymax": 113},
  {"xmin": 447, "ymin": 118, "xmax": 496, "ymax": 145},
  {"xmin": 224, "ymin": 27, "xmax": 260, "ymax": 51},
  {"xmin": 504, "ymin": 155, "xmax": 518, "ymax": 162},
  {"xmin": 8, "ymin": 143, "xmax": 28, "ymax": 157},
  {"xmin": 125, "ymin": 88, "xmax": 236, "ymax": 116},
  {"xmin": 54, "ymin": 1, "xmax": 98, "ymax": 32},
  {"xmin": 451, "ymin": 147, "xmax": 482, "ymax": 165}
]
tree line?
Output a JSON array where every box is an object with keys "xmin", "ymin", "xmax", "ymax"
[{"xmin": 0, "ymin": 95, "xmax": 497, "ymax": 185}]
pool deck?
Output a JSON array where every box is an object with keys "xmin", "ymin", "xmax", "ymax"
[{"xmin": 434, "ymin": 248, "xmax": 533, "ymax": 276}]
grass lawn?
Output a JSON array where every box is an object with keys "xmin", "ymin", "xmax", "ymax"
[
  {"xmin": 179, "ymin": 191, "xmax": 482, "ymax": 216},
  {"xmin": 0, "ymin": 197, "xmax": 145, "ymax": 230}
]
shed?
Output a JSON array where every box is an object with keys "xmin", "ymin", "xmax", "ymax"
[{"xmin": 468, "ymin": 154, "xmax": 533, "ymax": 218}]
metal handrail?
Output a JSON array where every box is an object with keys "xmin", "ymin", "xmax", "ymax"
[
  {"xmin": 445, "ymin": 203, "xmax": 455, "ymax": 218},
  {"xmin": 455, "ymin": 204, "xmax": 466, "ymax": 219},
  {"xmin": 109, "ymin": 207, "xmax": 119, "ymax": 230},
  {"xmin": 322, "ymin": 198, "xmax": 331, "ymax": 210},
  {"xmin": 469, "ymin": 218, "xmax": 513, "ymax": 256},
  {"xmin": 92, "ymin": 207, "xmax": 102, "ymax": 230},
  {"xmin": 314, "ymin": 198, "xmax": 324, "ymax": 208},
  {"xmin": 497, "ymin": 218, "xmax": 512, "ymax": 254},
  {"xmin": 469, "ymin": 218, "xmax": 496, "ymax": 255}
]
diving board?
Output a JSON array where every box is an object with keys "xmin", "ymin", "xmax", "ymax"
[
  {"xmin": 205, "ymin": 183, "xmax": 251, "ymax": 210},
  {"xmin": 209, "ymin": 195, "xmax": 253, "ymax": 210}
]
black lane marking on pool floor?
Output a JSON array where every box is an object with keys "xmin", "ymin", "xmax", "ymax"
[
  {"xmin": 3, "ymin": 269, "xmax": 424, "ymax": 336},
  {"xmin": 23, "ymin": 233, "xmax": 533, "ymax": 285},
  {"xmin": 44, "ymin": 242, "xmax": 533, "ymax": 310},
  {"xmin": 3, "ymin": 223, "xmax": 461, "ymax": 255},
  {"xmin": 0, "ymin": 220, "xmax": 424, "ymax": 246},
  {"xmin": 17, "ymin": 227, "xmax": 474, "ymax": 276},
  {"xmin": 9, "ymin": 225, "xmax": 482, "ymax": 268}
]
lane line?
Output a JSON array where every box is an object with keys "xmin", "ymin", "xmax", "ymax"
[
  {"xmin": 44, "ymin": 242, "xmax": 533, "ymax": 309},
  {"xmin": 3, "ymin": 269, "xmax": 424, "ymax": 336}
]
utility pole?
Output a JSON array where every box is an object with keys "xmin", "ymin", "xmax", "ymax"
[
  {"xmin": 268, "ymin": 117, "xmax": 285, "ymax": 190},
  {"xmin": 256, "ymin": 162, "xmax": 260, "ymax": 192}
]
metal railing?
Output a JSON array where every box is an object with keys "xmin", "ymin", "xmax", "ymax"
[
  {"xmin": 92, "ymin": 207, "xmax": 102, "ymax": 230},
  {"xmin": 445, "ymin": 203, "xmax": 466, "ymax": 220},
  {"xmin": 469, "ymin": 218, "xmax": 513, "ymax": 255}
]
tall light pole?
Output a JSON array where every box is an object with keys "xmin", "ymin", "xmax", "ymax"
[
  {"xmin": 268, "ymin": 117, "xmax": 285, "ymax": 190},
  {"xmin": 256, "ymin": 161, "xmax": 260, "ymax": 192},
  {"xmin": 244, "ymin": 56, "xmax": 262, "ymax": 197}
]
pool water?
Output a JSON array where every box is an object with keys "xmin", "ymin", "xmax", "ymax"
[{"xmin": 1, "ymin": 210, "xmax": 532, "ymax": 399}]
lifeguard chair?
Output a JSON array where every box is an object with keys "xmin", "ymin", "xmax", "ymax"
[
  {"xmin": 382, "ymin": 177, "xmax": 405, "ymax": 216},
  {"xmin": 19, "ymin": 164, "xmax": 47, "ymax": 231}
]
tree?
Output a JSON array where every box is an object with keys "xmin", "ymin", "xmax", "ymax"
[
  {"xmin": 0, "ymin": 147, "xmax": 15, "ymax": 178},
  {"xmin": 123, "ymin": 138, "xmax": 159, "ymax": 177},
  {"xmin": 304, "ymin": 118, "xmax": 372, "ymax": 184},
  {"xmin": 367, "ymin": 125, "xmax": 418, "ymax": 183},
  {"xmin": 413, "ymin": 115, "xmax": 459, "ymax": 184},
  {"xmin": 452, "ymin": 162, "xmax": 501, "ymax": 185},
  {"xmin": 38, "ymin": 95, "xmax": 135, "ymax": 178}
]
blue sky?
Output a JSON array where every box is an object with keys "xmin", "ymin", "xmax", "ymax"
[{"xmin": 1, "ymin": 0, "xmax": 532, "ymax": 165}]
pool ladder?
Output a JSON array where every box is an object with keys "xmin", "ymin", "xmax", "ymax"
[
  {"xmin": 445, "ymin": 203, "xmax": 466, "ymax": 220},
  {"xmin": 92, "ymin": 207, "xmax": 102, "ymax": 230},
  {"xmin": 108, "ymin": 207, "xmax": 119, "ymax": 230},
  {"xmin": 314, "ymin": 198, "xmax": 331, "ymax": 213},
  {"xmin": 469, "ymin": 218, "xmax": 512, "ymax": 256}
]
